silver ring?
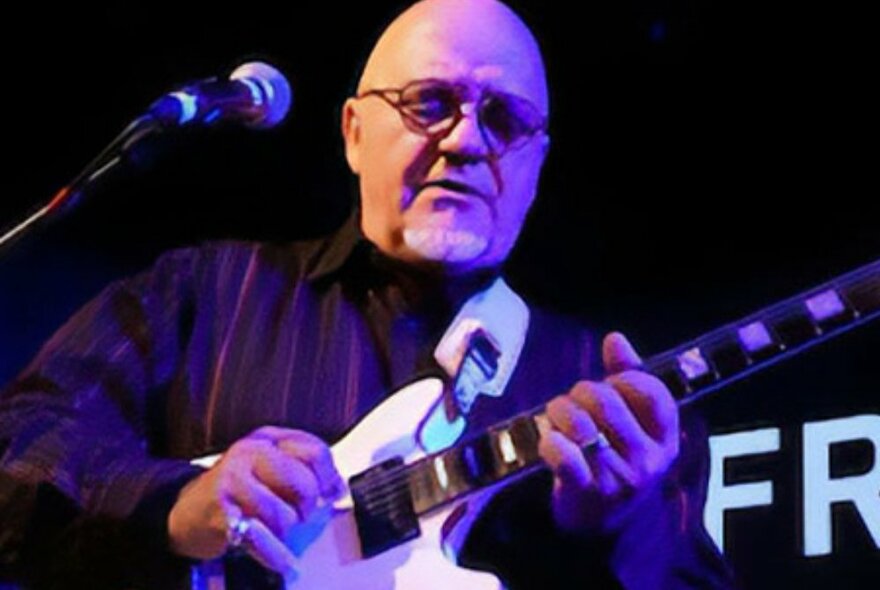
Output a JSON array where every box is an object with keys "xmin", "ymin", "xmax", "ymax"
[
  {"xmin": 226, "ymin": 514, "xmax": 252, "ymax": 549},
  {"xmin": 581, "ymin": 432, "xmax": 610, "ymax": 457}
]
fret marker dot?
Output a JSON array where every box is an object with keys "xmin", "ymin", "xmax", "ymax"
[
  {"xmin": 805, "ymin": 289, "xmax": 846, "ymax": 322},
  {"xmin": 738, "ymin": 321, "xmax": 774, "ymax": 353},
  {"xmin": 676, "ymin": 347, "xmax": 710, "ymax": 380}
]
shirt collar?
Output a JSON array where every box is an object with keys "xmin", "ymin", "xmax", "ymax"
[{"xmin": 304, "ymin": 209, "xmax": 369, "ymax": 283}]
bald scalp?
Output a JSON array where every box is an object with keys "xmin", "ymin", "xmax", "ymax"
[{"xmin": 358, "ymin": 0, "xmax": 548, "ymax": 112}]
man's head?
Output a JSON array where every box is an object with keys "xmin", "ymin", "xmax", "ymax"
[{"xmin": 342, "ymin": 0, "xmax": 550, "ymax": 275}]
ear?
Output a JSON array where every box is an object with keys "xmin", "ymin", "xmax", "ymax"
[{"xmin": 341, "ymin": 98, "xmax": 362, "ymax": 174}]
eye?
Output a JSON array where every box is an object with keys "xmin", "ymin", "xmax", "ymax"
[
  {"xmin": 480, "ymin": 96, "xmax": 525, "ymax": 144},
  {"xmin": 400, "ymin": 83, "xmax": 457, "ymax": 124},
  {"xmin": 481, "ymin": 94, "xmax": 543, "ymax": 146}
]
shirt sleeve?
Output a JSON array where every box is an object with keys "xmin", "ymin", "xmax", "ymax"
[{"xmin": 0, "ymin": 248, "xmax": 207, "ymax": 589}]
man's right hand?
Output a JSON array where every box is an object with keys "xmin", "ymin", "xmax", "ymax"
[{"xmin": 167, "ymin": 426, "xmax": 345, "ymax": 574}]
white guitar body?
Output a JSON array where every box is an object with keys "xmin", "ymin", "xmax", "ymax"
[{"xmin": 195, "ymin": 378, "xmax": 504, "ymax": 590}]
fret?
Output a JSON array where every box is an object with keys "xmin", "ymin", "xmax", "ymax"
[
  {"xmin": 650, "ymin": 359, "xmax": 690, "ymax": 398},
  {"xmin": 508, "ymin": 414, "xmax": 543, "ymax": 466},
  {"xmin": 490, "ymin": 414, "xmax": 544, "ymax": 473},
  {"xmin": 459, "ymin": 431, "xmax": 496, "ymax": 487},
  {"xmin": 703, "ymin": 337, "xmax": 750, "ymax": 379},
  {"xmin": 410, "ymin": 455, "xmax": 450, "ymax": 514},
  {"xmin": 408, "ymin": 461, "xmax": 438, "ymax": 513},
  {"xmin": 840, "ymin": 266, "xmax": 880, "ymax": 315},
  {"xmin": 463, "ymin": 445, "xmax": 481, "ymax": 481},
  {"xmin": 770, "ymin": 307, "xmax": 819, "ymax": 347}
]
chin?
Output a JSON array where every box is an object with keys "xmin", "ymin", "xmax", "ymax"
[{"xmin": 402, "ymin": 227, "xmax": 490, "ymax": 265}]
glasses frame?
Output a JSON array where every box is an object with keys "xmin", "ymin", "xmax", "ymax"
[{"xmin": 356, "ymin": 78, "xmax": 548, "ymax": 156}]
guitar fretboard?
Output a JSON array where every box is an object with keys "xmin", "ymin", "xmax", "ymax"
[
  {"xmin": 351, "ymin": 259, "xmax": 880, "ymax": 536},
  {"xmin": 646, "ymin": 259, "xmax": 879, "ymax": 405}
]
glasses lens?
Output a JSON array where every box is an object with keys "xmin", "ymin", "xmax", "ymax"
[
  {"xmin": 480, "ymin": 93, "xmax": 543, "ymax": 149},
  {"xmin": 400, "ymin": 82, "xmax": 459, "ymax": 131}
]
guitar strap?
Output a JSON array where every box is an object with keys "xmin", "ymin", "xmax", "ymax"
[{"xmin": 417, "ymin": 277, "xmax": 530, "ymax": 453}]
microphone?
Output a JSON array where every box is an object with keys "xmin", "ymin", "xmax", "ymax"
[
  {"xmin": 1, "ymin": 61, "xmax": 294, "ymax": 254},
  {"xmin": 148, "ymin": 61, "xmax": 292, "ymax": 129}
]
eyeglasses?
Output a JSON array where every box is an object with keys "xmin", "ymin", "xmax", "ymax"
[{"xmin": 356, "ymin": 78, "xmax": 548, "ymax": 156}]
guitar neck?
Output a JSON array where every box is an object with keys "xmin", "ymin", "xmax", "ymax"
[
  {"xmin": 352, "ymin": 259, "xmax": 880, "ymax": 523},
  {"xmin": 648, "ymin": 259, "xmax": 880, "ymax": 405}
]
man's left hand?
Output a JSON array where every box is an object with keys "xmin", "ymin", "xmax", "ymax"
[{"xmin": 538, "ymin": 332, "xmax": 680, "ymax": 534}]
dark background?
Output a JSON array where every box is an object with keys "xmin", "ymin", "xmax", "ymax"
[{"xmin": 1, "ymin": 1, "xmax": 877, "ymax": 586}]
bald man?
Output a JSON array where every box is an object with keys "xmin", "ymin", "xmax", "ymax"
[{"xmin": 0, "ymin": 1, "xmax": 731, "ymax": 588}]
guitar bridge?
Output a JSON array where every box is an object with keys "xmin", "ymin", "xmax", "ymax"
[{"xmin": 350, "ymin": 457, "xmax": 421, "ymax": 558}]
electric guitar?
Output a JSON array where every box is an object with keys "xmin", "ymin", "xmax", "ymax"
[{"xmin": 192, "ymin": 259, "xmax": 879, "ymax": 589}]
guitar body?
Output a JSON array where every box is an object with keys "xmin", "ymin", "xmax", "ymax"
[{"xmin": 194, "ymin": 378, "xmax": 504, "ymax": 590}]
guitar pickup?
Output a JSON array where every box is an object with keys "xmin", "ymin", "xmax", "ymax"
[{"xmin": 350, "ymin": 458, "xmax": 421, "ymax": 558}]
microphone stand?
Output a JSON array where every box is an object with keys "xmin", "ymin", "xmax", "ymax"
[{"xmin": 0, "ymin": 113, "xmax": 162, "ymax": 255}]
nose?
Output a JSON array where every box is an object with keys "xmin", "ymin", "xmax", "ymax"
[{"xmin": 435, "ymin": 102, "xmax": 493, "ymax": 161}]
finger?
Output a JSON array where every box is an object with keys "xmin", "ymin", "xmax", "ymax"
[
  {"xmin": 545, "ymin": 395, "xmax": 601, "ymax": 448},
  {"xmin": 602, "ymin": 332, "xmax": 643, "ymax": 374},
  {"xmin": 277, "ymin": 442, "xmax": 345, "ymax": 500},
  {"xmin": 546, "ymin": 392, "xmax": 633, "ymax": 493},
  {"xmin": 570, "ymin": 381, "xmax": 653, "ymax": 460},
  {"xmin": 228, "ymin": 472, "xmax": 304, "ymax": 541},
  {"xmin": 606, "ymin": 370, "xmax": 679, "ymax": 447},
  {"xmin": 252, "ymin": 449, "xmax": 322, "ymax": 520},
  {"xmin": 221, "ymin": 437, "xmax": 317, "ymax": 521},
  {"xmin": 538, "ymin": 430, "xmax": 594, "ymax": 489},
  {"xmin": 237, "ymin": 514, "xmax": 298, "ymax": 577},
  {"xmin": 540, "ymin": 429, "xmax": 625, "ymax": 514},
  {"xmin": 587, "ymin": 442, "xmax": 639, "ymax": 494},
  {"xmin": 269, "ymin": 432, "xmax": 345, "ymax": 499}
]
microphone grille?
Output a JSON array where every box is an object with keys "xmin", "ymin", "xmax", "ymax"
[{"xmin": 229, "ymin": 61, "xmax": 293, "ymax": 129}]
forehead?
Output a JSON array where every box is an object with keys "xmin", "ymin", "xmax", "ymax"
[{"xmin": 364, "ymin": 4, "xmax": 548, "ymax": 111}]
